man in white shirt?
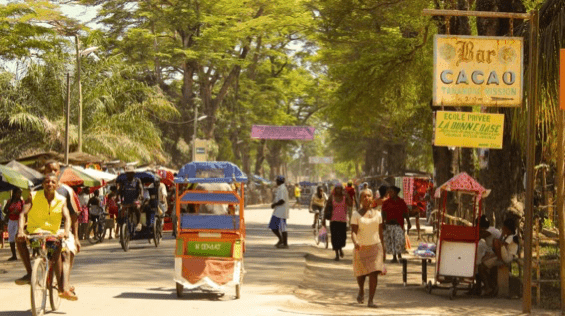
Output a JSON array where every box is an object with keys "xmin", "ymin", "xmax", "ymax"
[
  {"xmin": 158, "ymin": 181, "xmax": 167, "ymax": 216},
  {"xmin": 269, "ymin": 175, "xmax": 289, "ymax": 249}
]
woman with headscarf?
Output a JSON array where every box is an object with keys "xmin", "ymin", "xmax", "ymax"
[
  {"xmin": 310, "ymin": 186, "xmax": 328, "ymax": 228},
  {"xmin": 325, "ymin": 183, "xmax": 352, "ymax": 261},
  {"xmin": 3, "ymin": 188, "xmax": 24, "ymax": 261},
  {"xmin": 351, "ymin": 189, "xmax": 386, "ymax": 308},
  {"xmin": 381, "ymin": 185, "xmax": 408, "ymax": 263}
]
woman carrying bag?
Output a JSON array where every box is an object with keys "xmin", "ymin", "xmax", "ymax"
[{"xmin": 324, "ymin": 183, "xmax": 352, "ymax": 261}]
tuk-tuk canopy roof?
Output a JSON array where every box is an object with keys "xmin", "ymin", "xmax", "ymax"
[
  {"xmin": 117, "ymin": 171, "xmax": 160, "ymax": 185},
  {"xmin": 175, "ymin": 161, "xmax": 247, "ymax": 184},
  {"xmin": 434, "ymin": 172, "xmax": 487, "ymax": 198}
]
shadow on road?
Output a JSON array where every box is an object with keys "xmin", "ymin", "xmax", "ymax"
[
  {"xmin": 115, "ymin": 290, "xmax": 226, "ymax": 301},
  {"xmin": 0, "ymin": 311, "xmax": 33, "ymax": 316}
]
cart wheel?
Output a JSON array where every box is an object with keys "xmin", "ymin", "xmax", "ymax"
[
  {"xmin": 426, "ymin": 281, "xmax": 433, "ymax": 294},
  {"xmin": 176, "ymin": 283, "xmax": 183, "ymax": 298},
  {"xmin": 235, "ymin": 284, "xmax": 241, "ymax": 299},
  {"xmin": 449, "ymin": 288, "xmax": 456, "ymax": 300}
]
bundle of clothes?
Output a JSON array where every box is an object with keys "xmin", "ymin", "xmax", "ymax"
[{"xmin": 414, "ymin": 242, "xmax": 436, "ymax": 257}]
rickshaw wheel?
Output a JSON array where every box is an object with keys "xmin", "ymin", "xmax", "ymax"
[
  {"xmin": 426, "ymin": 281, "xmax": 433, "ymax": 294},
  {"xmin": 449, "ymin": 288, "xmax": 456, "ymax": 300},
  {"xmin": 120, "ymin": 222, "xmax": 129, "ymax": 252},
  {"xmin": 176, "ymin": 283, "xmax": 183, "ymax": 298}
]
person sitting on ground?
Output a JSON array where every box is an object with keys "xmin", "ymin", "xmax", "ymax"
[
  {"xmin": 15, "ymin": 173, "xmax": 75, "ymax": 300},
  {"xmin": 478, "ymin": 218, "xmax": 519, "ymax": 296}
]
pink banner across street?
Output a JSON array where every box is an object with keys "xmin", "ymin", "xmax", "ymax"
[{"xmin": 251, "ymin": 125, "xmax": 315, "ymax": 140}]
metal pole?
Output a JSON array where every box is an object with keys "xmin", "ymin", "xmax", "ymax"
[
  {"xmin": 192, "ymin": 104, "xmax": 197, "ymax": 162},
  {"xmin": 558, "ymin": 49, "xmax": 565, "ymax": 314},
  {"xmin": 523, "ymin": 9, "xmax": 539, "ymax": 313},
  {"xmin": 75, "ymin": 34, "xmax": 83, "ymax": 153},
  {"xmin": 65, "ymin": 73, "xmax": 70, "ymax": 165}
]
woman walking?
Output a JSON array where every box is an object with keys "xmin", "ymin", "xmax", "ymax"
[
  {"xmin": 351, "ymin": 189, "xmax": 386, "ymax": 308},
  {"xmin": 3, "ymin": 188, "xmax": 24, "ymax": 261},
  {"xmin": 326, "ymin": 183, "xmax": 352, "ymax": 261},
  {"xmin": 310, "ymin": 186, "xmax": 327, "ymax": 228},
  {"xmin": 382, "ymin": 185, "xmax": 408, "ymax": 263}
]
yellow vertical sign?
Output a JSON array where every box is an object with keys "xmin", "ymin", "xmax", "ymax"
[
  {"xmin": 434, "ymin": 111, "xmax": 504, "ymax": 149},
  {"xmin": 194, "ymin": 139, "xmax": 207, "ymax": 162}
]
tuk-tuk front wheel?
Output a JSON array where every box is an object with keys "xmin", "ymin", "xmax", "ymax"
[{"xmin": 176, "ymin": 283, "xmax": 183, "ymax": 298}]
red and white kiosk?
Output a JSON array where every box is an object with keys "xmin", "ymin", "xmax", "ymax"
[{"xmin": 426, "ymin": 172, "xmax": 490, "ymax": 299}]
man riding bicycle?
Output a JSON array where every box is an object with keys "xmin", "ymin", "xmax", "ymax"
[
  {"xmin": 119, "ymin": 165, "xmax": 144, "ymax": 231},
  {"xmin": 14, "ymin": 173, "xmax": 74, "ymax": 299}
]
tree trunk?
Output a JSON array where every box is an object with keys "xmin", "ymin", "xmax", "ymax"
[
  {"xmin": 476, "ymin": 0, "xmax": 526, "ymax": 224},
  {"xmin": 254, "ymin": 140, "xmax": 266, "ymax": 176}
]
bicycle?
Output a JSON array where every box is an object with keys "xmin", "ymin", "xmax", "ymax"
[
  {"xmin": 312, "ymin": 209, "xmax": 329, "ymax": 249},
  {"xmin": 87, "ymin": 210, "xmax": 108, "ymax": 245},
  {"xmin": 28, "ymin": 233, "xmax": 63, "ymax": 316}
]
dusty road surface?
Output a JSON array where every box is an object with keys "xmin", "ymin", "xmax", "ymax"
[{"xmin": 0, "ymin": 205, "xmax": 559, "ymax": 316}]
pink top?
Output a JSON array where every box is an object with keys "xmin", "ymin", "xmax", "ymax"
[{"xmin": 331, "ymin": 195, "xmax": 348, "ymax": 222}]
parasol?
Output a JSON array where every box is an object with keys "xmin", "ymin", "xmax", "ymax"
[
  {"xmin": 6, "ymin": 160, "xmax": 44, "ymax": 186},
  {"xmin": 59, "ymin": 166, "xmax": 103, "ymax": 187},
  {"xmin": 157, "ymin": 169, "xmax": 174, "ymax": 186},
  {"xmin": 0, "ymin": 164, "xmax": 32, "ymax": 191}
]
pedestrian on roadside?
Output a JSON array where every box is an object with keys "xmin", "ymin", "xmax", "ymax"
[
  {"xmin": 105, "ymin": 186, "xmax": 119, "ymax": 239},
  {"xmin": 325, "ymin": 183, "xmax": 352, "ymax": 261},
  {"xmin": 351, "ymin": 189, "xmax": 386, "ymax": 308},
  {"xmin": 382, "ymin": 185, "xmax": 408, "ymax": 263},
  {"xmin": 3, "ymin": 188, "xmax": 24, "ymax": 261},
  {"xmin": 78, "ymin": 187, "xmax": 90, "ymax": 240},
  {"xmin": 269, "ymin": 176, "xmax": 289, "ymax": 249},
  {"xmin": 345, "ymin": 181, "xmax": 359, "ymax": 221},
  {"xmin": 291, "ymin": 183, "xmax": 301, "ymax": 209}
]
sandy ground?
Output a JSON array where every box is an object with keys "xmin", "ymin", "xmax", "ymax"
[{"xmin": 0, "ymin": 205, "xmax": 559, "ymax": 316}]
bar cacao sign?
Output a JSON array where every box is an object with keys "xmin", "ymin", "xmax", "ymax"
[{"xmin": 434, "ymin": 35, "xmax": 523, "ymax": 107}]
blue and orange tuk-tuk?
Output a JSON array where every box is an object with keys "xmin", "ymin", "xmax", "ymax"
[{"xmin": 174, "ymin": 162, "xmax": 247, "ymax": 299}]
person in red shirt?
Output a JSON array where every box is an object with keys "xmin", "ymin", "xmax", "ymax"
[
  {"xmin": 345, "ymin": 181, "xmax": 359, "ymax": 224},
  {"xmin": 3, "ymin": 188, "xmax": 25, "ymax": 261},
  {"xmin": 381, "ymin": 186, "xmax": 408, "ymax": 263}
]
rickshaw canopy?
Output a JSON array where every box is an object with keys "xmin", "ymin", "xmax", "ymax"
[
  {"xmin": 175, "ymin": 162, "xmax": 247, "ymax": 184},
  {"xmin": 117, "ymin": 171, "xmax": 160, "ymax": 185},
  {"xmin": 434, "ymin": 172, "xmax": 488, "ymax": 199}
]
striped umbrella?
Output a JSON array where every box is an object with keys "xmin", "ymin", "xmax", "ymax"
[{"xmin": 59, "ymin": 166, "xmax": 102, "ymax": 188}]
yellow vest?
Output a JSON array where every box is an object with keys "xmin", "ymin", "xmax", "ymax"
[
  {"xmin": 294, "ymin": 187, "xmax": 301, "ymax": 197},
  {"xmin": 26, "ymin": 190, "xmax": 66, "ymax": 235}
]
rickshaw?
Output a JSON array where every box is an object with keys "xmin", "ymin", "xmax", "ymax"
[
  {"xmin": 174, "ymin": 162, "xmax": 246, "ymax": 299},
  {"xmin": 425, "ymin": 172, "xmax": 490, "ymax": 299},
  {"xmin": 116, "ymin": 171, "xmax": 164, "ymax": 252}
]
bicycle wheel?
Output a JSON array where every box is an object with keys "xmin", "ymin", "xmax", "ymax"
[
  {"xmin": 313, "ymin": 223, "xmax": 320, "ymax": 245},
  {"xmin": 153, "ymin": 217, "xmax": 162, "ymax": 247},
  {"xmin": 87, "ymin": 221, "xmax": 99, "ymax": 244},
  {"xmin": 97, "ymin": 221, "xmax": 105, "ymax": 243},
  {"xmin": 30, "ymin": 259, "xmax": 47, "ymax": 316},
  {"xmin": 120, "ymin": 221, "xmax": 130, "ymax": 252},
  {"xmin": 48, "ymin": 266, "xmax": 62, "ymax": 311}
]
